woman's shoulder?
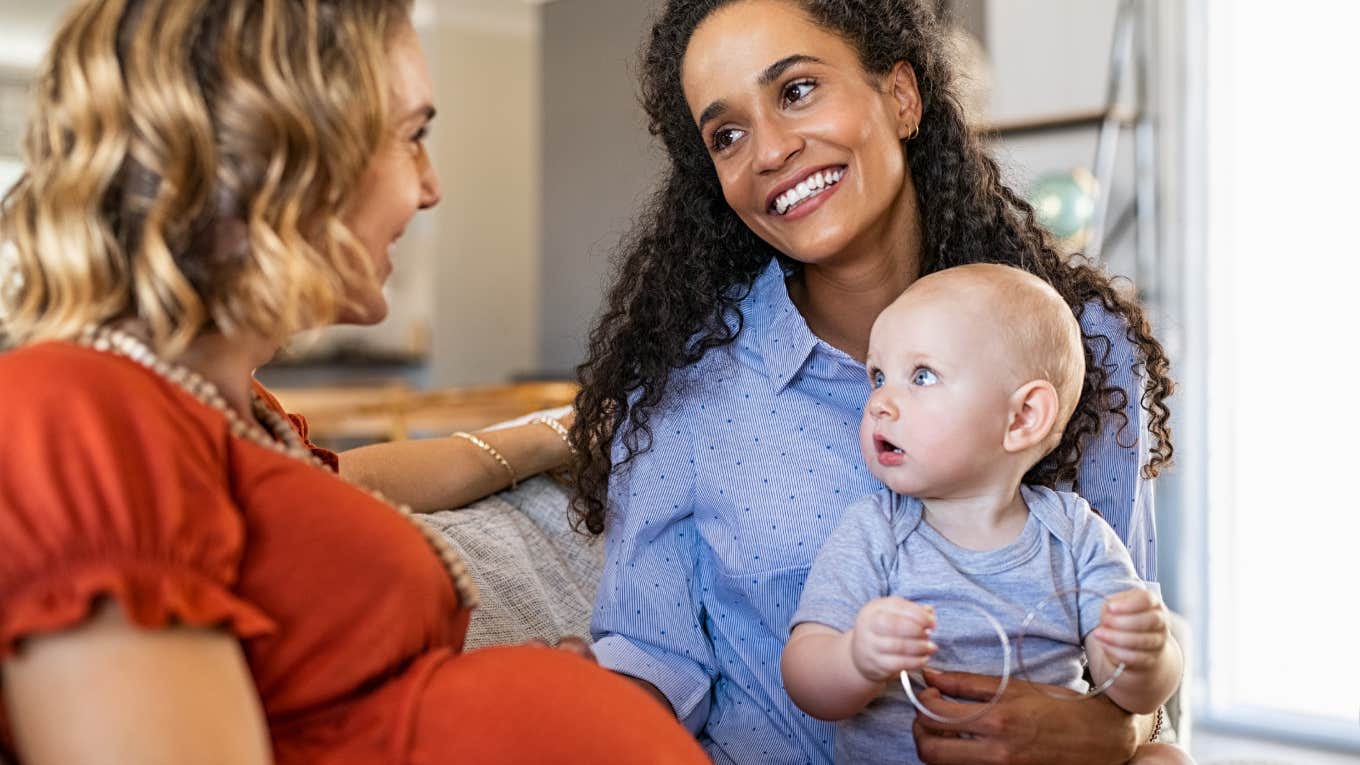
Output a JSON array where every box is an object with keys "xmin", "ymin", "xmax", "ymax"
[
  {"xmin": 0, "ymin": 340, "xmax": 160, "ymax": 402},
  {"xmin": 1077, "ymin": 298, "xmax": 1141, "ymax": 369},
  {"xmin": 1077, "ymin": 297, "xmax": 1130, "ymax": 338},
  {"xmin": 0, "ymin": 340, "xmax": 216, "ymax": 439}
]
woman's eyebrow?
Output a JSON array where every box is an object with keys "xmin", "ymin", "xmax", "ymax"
[
  {"xmin": 402, "ymin": 104, "xmax": 437, "ymax": 125},
  {"xmin": 696, "ymin": 54, "xmax": 825, "ymax": 130},
  {"xmin": 757, "ymin": 54, "xmax": 822, "ymax": 86}
]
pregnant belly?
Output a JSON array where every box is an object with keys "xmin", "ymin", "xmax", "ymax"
[{"xmin": 404, "ymin": 645, "xmax": 707, "ymax": 764}]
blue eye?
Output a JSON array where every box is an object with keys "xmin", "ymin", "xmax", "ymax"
[
  {"xmin": 912, "ymin": 368, "xmax": 938, "ymax": 386},
  {"xmin": 870, "ymin": 369, "xmax": 885, "ymax": 388}
]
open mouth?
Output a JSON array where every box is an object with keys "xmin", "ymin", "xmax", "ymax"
[
  {"xmin": 874, "ymin": 434, "xmax": 904, "ymax": 455},
  {"xmin": 770, "ymin": 166, "xmax": 846, "ymax": 216}
]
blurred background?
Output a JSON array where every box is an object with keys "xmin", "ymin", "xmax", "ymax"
[{"xmin": 2, "ymin": 0, "xmax": 1358, "ymax": 761}]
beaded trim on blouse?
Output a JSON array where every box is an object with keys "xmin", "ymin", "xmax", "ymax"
[{"xmin": 75, "ymin": 325, "xmax": 480, "ymax": 610}]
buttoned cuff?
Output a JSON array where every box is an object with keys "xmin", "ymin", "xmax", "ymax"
[{"xmin": 593, "ymin": 634, "xmax": 713, "ymax": 735}]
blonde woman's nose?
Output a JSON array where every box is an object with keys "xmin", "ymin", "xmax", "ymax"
[{"xmin": 419, "ymin": 162, "xmax": 442, "ymax": 209}]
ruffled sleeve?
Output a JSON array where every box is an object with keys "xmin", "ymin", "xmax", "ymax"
[
  {"xmin": 251, "ymin": 380, "xmax": 340, "ymax": 472},
  {"xmin": 0, "ymin": 344, "xmax": 277, "ymax": 661}
]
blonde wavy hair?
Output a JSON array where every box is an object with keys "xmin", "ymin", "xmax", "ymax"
[{"xmin": 0, "ymin": 0, "xmax": 414, "ymax": 355}]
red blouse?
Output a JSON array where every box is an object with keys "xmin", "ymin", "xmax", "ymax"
[{"xmin": 0, "ymin": 342, "xmax": 704, "ymax": 764}]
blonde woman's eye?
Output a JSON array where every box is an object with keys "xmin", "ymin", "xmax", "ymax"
[
  {"xmin": 870, "ymin": 369, "xmax": 885, "ymax": 388},
  {"xmin": 912, "ymin": 368, "xmax": 938, "ymax": 386},
  {"xmin": 782, "ymin": 79, "xmax": 815, "ymax": 106}
]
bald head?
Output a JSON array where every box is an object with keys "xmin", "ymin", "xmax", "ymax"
[{"xmin": 904, "ymin": 264, "xmax": 1086, "ymax": 433}]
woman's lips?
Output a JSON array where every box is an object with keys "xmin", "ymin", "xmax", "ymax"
[
  {"xmin": 777, "ymin": 176, "xmax": 842, "ymax": 222},
  {"xmin": 768, "ymin": 166, "xmax": 848, "ymax": 221}
]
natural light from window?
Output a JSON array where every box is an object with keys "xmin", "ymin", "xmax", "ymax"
[{"xmin": 1203, "ymin": 0, "xmax": 1360, "ymax": 747}]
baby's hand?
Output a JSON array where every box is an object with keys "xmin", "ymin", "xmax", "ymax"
[
  {"xmin": 849, "ymin": 597, "xmax": 937, "ymax": 683},
  {"xmin": 1093, "ymin": 588, "xmax": 1169, "ymax": 672}
]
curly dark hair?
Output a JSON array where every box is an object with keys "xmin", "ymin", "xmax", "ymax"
[{"xmin": 568, "ymin": 0, "xmax": 1174, "ymax": 535}]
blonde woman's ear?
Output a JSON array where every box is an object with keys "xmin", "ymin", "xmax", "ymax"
[{"xmin": 1003, "ymin": 380, "xmax": 1060, "ymax": 454}]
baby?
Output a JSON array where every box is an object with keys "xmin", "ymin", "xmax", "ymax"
[{"xmin": 780, "ymin": 264, "xmax": 1189, "ymax": 764}]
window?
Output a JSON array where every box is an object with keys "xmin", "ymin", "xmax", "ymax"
[{"xmin": 1192, "ymin": 0, "xmax": 1360, "ymax": 748}]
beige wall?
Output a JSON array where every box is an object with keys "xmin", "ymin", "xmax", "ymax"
[
  {"xmin": 537, "ymin": 0, "xmax": 661, "ymax": 375},
  {"xmin": 423, "ymin": 10, "xmax": 542, "ymax": 387}
]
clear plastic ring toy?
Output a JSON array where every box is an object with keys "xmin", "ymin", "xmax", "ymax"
[
  {"xmin": 900, "ymin": 602, "xmax": 1011, "ymax": 725},
  {"xmin": 1015, "ymin": 587, "xmax": 1127, "ymax": 701}
]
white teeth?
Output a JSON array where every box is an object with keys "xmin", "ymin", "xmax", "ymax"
[{"xmin": 774, "ymin": 168, "xmax": 844, "ymax": 215}]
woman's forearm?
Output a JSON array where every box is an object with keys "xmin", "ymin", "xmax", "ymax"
[
  {"xmin": 339, "ymin": 420, "xmax": 572, "ymax": 512},
  {"xmin": 781, "ymin": 628, "xmax": 883, "ymax": 721}
]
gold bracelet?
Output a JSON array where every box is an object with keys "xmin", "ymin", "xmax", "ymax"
[
  {"xmin": 532, "ymin": 416, "xmax": 575, "ymax": 454},
  {"xmin": 451, "ymin": 431, "xmax": 517, "ymax": 488},
  {"xmin": 1148, "ymin": 705, "xmax": 1164, "ymax": 743}
]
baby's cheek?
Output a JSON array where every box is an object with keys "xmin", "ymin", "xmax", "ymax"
[{"xmin": 857, "ymin": 415, "xmax": 877, "ymax": 465}]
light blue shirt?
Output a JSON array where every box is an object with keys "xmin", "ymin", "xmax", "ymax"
[{"xmin": 591, "ymin": 258, "xmax": 1157, "ymax": 764}]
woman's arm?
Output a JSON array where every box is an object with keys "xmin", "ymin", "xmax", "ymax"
[
  {"xmin": 339, "ymin": 412, "xmax": 574, "ymax": 512},
  {"xmin": 3, "ymin": 600, "xmax": 272, "ymax": 765},
  {"xmin": 588, "ymin": 394, "xmax": 719, "ymax": 734}
]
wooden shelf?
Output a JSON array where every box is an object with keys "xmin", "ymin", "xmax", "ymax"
[
  {"xmin": 980, "ymin": 108, "xmax": 1138, "ymax": 138},
  {"xmin": 271, "ymin": 381, "xmax": 579, "ymax": 443}
]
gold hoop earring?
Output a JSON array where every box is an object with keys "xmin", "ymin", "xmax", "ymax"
[{"xmin": 907, "ymin": 122, "xmax": 921, "ymax": 141}]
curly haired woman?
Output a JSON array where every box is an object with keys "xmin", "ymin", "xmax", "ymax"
[
  {"xmin": 0, "ymin": 1, "xmax": 705, "ymax": 762},
  {"xmin": 570, "ymin": 1, "xmax": 1175, "ymax": 762}
]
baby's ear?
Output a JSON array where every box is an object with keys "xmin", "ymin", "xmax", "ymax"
[{"xmin": 1003, "ymin": 380, "xmax": 1060, "ymax": 454}]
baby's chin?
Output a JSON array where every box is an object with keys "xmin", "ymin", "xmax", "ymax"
[{"xmin": 871, "ymin": 467, "xmax": 928, "ymax": 497}]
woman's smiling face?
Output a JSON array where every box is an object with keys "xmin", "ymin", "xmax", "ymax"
[
  {"xmin": 340, "ymin": 20, "xmax": 442, "ymax": 325},
  {"xmin": 681, "ymin": 0, "xmax": 921, "ymax": 267}
]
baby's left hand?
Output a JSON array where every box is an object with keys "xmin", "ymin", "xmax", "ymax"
[{"xmin": 1092, "ymin": 588, "xmax": 1169, "ymax": 672}]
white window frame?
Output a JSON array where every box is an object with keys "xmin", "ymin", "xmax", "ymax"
[{"xmin": 1174, "ymin": 0, "xmax": 1360, "ymax": 750}]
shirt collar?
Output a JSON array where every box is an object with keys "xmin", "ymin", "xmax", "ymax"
[
  {"xmin": 747, "ymin": 257, "xmax": 863, "ymax": 394},
  {"xmin": 746, "ymin": 259, "xmax": 817, "ymax": 393}
]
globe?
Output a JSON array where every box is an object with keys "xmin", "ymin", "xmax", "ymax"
[{"xmin": 1028, "ymin": 168, "xmax": 1097, "ymax": 245}]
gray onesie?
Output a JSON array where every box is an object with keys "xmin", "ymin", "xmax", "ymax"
[{"xmin": 790, "ymin": 485, "xmax": 1146, "ymax": 764}]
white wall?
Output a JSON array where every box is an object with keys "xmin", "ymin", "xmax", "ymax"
[{"xmin": 986, "ymin": 1, "xmax": 1118, "ymax": 122}]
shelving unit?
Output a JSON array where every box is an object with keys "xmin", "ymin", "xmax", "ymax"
[{"xmin": 979, "ymin": 0, "xmax": 1159, "ymax": 301}]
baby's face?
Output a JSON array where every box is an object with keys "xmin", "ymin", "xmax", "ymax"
[{"xmin": 860, "ymin": 291, "xmax": 1020, "ymax": 498}]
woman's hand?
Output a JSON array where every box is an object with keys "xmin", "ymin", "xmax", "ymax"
[
  {"xmin": 519, "ymin": 635, "xmax": 597, "ymax": 663},
  {"xmin": 911, "ymin": 671, "xmax": 1142, "ymax": 765}
]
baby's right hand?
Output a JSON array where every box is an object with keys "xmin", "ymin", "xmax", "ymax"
[{"xmin": 849, "ymin": 597, "xmax": 937, "ymax": 683}]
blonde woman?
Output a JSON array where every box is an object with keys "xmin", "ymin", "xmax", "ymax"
[{"xmin": 0, "ymin": 1, "xmax": 704, "ymax": 763}]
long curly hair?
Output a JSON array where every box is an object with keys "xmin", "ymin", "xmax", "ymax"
[
  {"xmin": 0, "ymin": 0, "xmax": 412, "ymax": 356},
  {"xmin": 569, "ymin": 0, "xmax": 1173, "ymax": 534}
]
